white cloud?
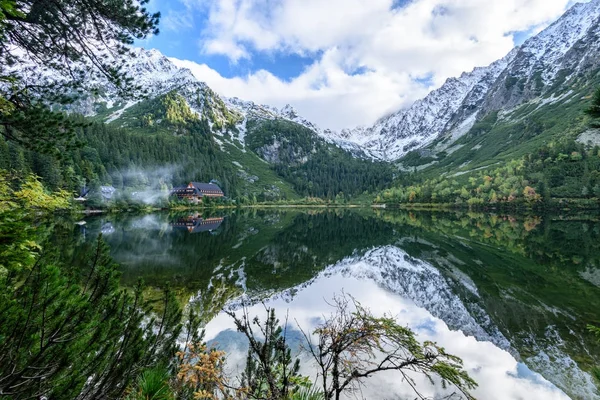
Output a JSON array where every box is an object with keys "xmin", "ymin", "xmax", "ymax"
[
  {"xmin": 169, "ymin": 0, "xmax": 587, "ymax": 130},
  {"xmin": 162, "ymin": 10, "xmax": 195, "ymax": 32},
  {"xmin": 172, "ymin": 51, "xmax": 425, "ymax": 130}
]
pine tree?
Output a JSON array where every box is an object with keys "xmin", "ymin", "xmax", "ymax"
[
  {"xmin": 586, "ymin": 87, "xmax": 600, "ymax": 127},
  {"xmin": 0, "ymin": 137, "xmax": 10, "ymax": 169},
  {"xmin": 0, "ymin": 0, "xmax": 160, "ymax": 153},
  {"xmin": 226, "ymin": 307, "xmax": 304, "ymax": 399},
  {"xmin": 0, "ymin": 234, "xmax": 182, "ymax": 400}
]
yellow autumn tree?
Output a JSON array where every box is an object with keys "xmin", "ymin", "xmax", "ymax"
[
  {"xmin": 523, "ymin": 186, "xmax": 541, "ymax": 204},
  {"xmin": 176, "ymin": 343, "xmax": 245, "ymax": 400}
]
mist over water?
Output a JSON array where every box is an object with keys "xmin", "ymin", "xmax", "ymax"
[
  {"xmin": 123, "ymin": 165, "xmax": 181, "ymax": 181},
  {"xmin": 105, "ymin": 165, "xmax": 184, "ymax": 205}
]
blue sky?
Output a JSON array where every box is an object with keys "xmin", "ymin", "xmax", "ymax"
[
  {"xmin": 141, "ymin": 0, "xmax": 588, "ymax": 130},
  {"xmin": 143, "ymin": 2, "xmax": 319, "ymax": 80}
]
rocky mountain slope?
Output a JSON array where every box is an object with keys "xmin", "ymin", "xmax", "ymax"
[
  {"xmin": 324, "ymin": 0, "xmax": 600, "ymax": 162},
  {"xmin": 7, "ymin": 0, "xmax": 600, "ymax": 198},
  {"xmin": 11, "ymin": 45, "xmax": 334, "ymax": 155},
  {"xmin": 14, "ymin": 0, "xmax": 600, "ymax": 168},
  {"xmin": 8, "ymin": 45, "xmax": 396, "ymax": 200}
]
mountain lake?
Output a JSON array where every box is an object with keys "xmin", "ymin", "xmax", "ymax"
[{"xmin": 52, "ymin": 209, "xmax": 600, "ymax": 400}]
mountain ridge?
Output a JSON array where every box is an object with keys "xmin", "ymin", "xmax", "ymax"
[
  {"xmin": 9, "ymin": 0, "xmax": 600, "ymax": 165},
  {"xmin": 323, "ymin": 0, "xmax": 600, "ymax": 161},
  {"xmin": 5, "ymin": 0, "xmax": 600, "ymax": 202}
]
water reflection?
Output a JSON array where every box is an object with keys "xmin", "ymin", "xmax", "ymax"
[
  {"xmin": 205, "ymin": 273, "xmax": 570, "ymax": 400},
  {"xmin": 171, "ymin": 213, "xmax": 224, "ymax": 233},
  {"xmin": 61, "ymin": 210, "xmax": 600, "ymax": 399}
]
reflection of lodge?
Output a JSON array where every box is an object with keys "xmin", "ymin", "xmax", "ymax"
[
  {"xmin": 171, "ymin": 214, "xmax": 224, "ymax": 233},
  {"xmin": 170, "ymin": 182, "xmax": 224, "ymax": 203}
]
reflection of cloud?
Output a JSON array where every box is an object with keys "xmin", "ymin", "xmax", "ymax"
[
  {"xmin": 415, "ymin": 319, "xmax": 437, "ymax": 335},
  {"xmin": 101, "ymin": 222, "xmax": 115, "ymax": 235},
  {"xmin": 203, "ymin": 257, "xmax": 572, "ymax": 399},
  {"xmin": 105, "ymin": 215, "xmax": 180, "ymax": 268},
  {"xmin": 130, "ymin": 215, "xmax": 170, "ymax": 231},
  {"xmin": 514, "ymin": 363, "xmax": 556, "ymax": 388},
  {"xmin": 207, "ymin": 329, "xmax": 250, "ymax": 380}
]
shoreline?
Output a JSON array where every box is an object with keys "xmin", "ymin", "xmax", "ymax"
[
  {"xmin": 78, "ymin": 203, "xmax": 372, "ymax": 215},
  {"xmin": 60, "ymin": 199, "xmax": 600, "ymax": 218},
  {"xmin": 375, "ymin": 199, "xmax": 600, "ymax": 212}
]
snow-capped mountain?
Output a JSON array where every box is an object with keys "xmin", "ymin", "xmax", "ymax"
[
  {"xmin": 334, "ymin": 53, "xmax": 515, "ymax": 161},
  {"xmin": 222, "ymin": 97, "xmax": 321, "ymax": 135},
  {"xmin": 8, "ymin": 46, "xmax": 328, "ymax": 151},
  {"xmin": 8, "ymin": 0, "xmax": 600, "ymax": 164},
  {"xmin": 328, "ymin": 0, "xmax": 600, "ymax": 161},
  {"xmin": 128, "ymin": 0, "xmax": 600, "ymax": 163},
  {"xmin": 107, "ymin": 49, "xmax": 325, "ymax": 137}
]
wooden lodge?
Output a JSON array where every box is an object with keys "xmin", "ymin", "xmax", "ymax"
[
  {"xmin": 171, "ymin": 214, "xmax": 224, "ymax": 233},
  {"xmin": 171, "ymin": 182, "xmax": 224, "ymax": 202}
]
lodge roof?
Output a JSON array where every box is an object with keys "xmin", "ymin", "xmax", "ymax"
[
  {"xmin": 171, "ymin": 217, "xmax": 224, "ymax": 233},
  {"xmin": 190, "ymin": 217, "xmax": 224, "ymax": 233},
  {"xmin": 189, "ymin": 182, "xmax": 224, "ymax": 194}
]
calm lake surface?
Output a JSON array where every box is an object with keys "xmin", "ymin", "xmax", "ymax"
[{"xmin": 57, "ymin": 209, "xmax": 600, "ymax": 399}]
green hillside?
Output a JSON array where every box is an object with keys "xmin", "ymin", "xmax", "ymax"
[
  {"xmin": 246, "ymin": 119, "xmax": 394, "ymax": 199},
  {"xmin": 378, "ymin": 74, "xmax": 600, "ymax": 208},
  {"xmin": 0, "ymin": 91, "xmax": 395, "ymax": 205}
]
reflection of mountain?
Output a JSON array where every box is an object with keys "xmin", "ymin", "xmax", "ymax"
[
  {"xmin": 59, "ymin": 209, "xmax": 600, "ymax": 399},
  {"xmin": 171, "ymin": 214, "xmax": 224, "ymax": 234},
  {"xmin": 325, "ymin": 246, "xmax": 512, "ymax": 351},
  {"xmin": 265, "ymin": 242, "xmax": 598, "ymax": 399},
  {"xmin": 374, "ymin": 212, "xmax": 600, "ymax": 400},
  {"xmin": 65, "ymin": 210, "xmax": 397, "ymax": 293}
]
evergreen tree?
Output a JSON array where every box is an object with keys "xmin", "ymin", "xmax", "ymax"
[
  {"xmin": 227, "ymin": 307, "xmax": 304, "ymax": 399},
  {"xmin": 0, "ymin": 235, "xmax": 182, "ymax": 399},
  {"xmin": 586, "ymin": 87, "xmax": 600, "ymax": 126},
  {"xmin": 0, "ymin": 0, "xmax": 160, "ymax": 153}
]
